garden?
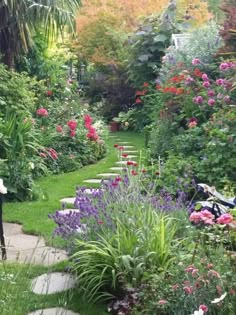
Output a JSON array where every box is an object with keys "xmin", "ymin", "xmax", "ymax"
[{"xmin": 0, "ymin": 0, "xmax": 236, "ymax": 315}]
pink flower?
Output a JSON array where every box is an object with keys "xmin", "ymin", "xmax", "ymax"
[
  {"xmin": 207, "ymin": 90, "xmax": 215, "ymax": 97},
  {"xmin": 39, "ymin": 152, "xmax": 47, "ymax": 158},
  {"xmin": 56, "ymin": 125, "xmax": 63, "ymax": 132},
  {"xmin": 36, "ymin": 108, "xmax": 49, "ymax": 117},
  {"xmin": 207, "ymin": 263, "xmax": 214, "ymax": 269},
  {"xmin": 224, "ymin": 96, "xmax": 231, "ymax": 103},
  {"xmin": 193, "ymin": 96, "xmax": 204, "ymax": 104},
  {"xmin": 216, "ymin": 79, "xmax": 225, "ymax": 86},
  {"xmin": 208, "ymin": 98, "xmax": 215, "ymax": 106},
  {"xmin": 219, "ymin": 63, "xmax": 230, "ymax": 71},
  {"xmin": 199, "ymin": 304, "xmax": 208, "ymax": 313},
  {"xmin": 172, "ymin": 284, "xmax": 179, "ymax": 290},
  {"xmin": 67, "ymin": 120, "xmax": 77, "ymax": 130},
  {"xmin": 216, "ymin": 213, "xmax": 233, "ymax": 224},
  {"xmin": 185, "ymin": 265, "xmax": 195, "ymax": 272},
  {"xmin": 192, "ymin": 58, "xmax": 201, "ymax": 65},
  {"xmin": 131, "ymin": 170, "xmax": 138, "ymax": 176},
  {"xmin": 203, "ymin": 81, "xmax": 210, "ymax": 88},
  {"xmin": 118, "ymin": 146, "xmax": 124, "ymax": 151},
  {"xmin": 70, "ymin": 130, "xmax": 76, "ymax": 137},
  {"xmin": 158, "ymin": 300, "xmax": 167, "ymax": 305},
  {"xmin": 48, "ymin": 148, "xmax": 58, "ymax": 160},
  {"xmin": 189, "ymin": 211, "xmax": 202, "ymax": 224},
  {"xmin": 183, "ymin": 286, "xmax": 193, "ymax": 295},
  {"xmin": 207, "ymin": 270, "xmax": 221, "ymax": 279},
  {"xmin": 115, "ymin": 176, "xmax": 122, "ymax": 182},
  {"xmin": 202, "ymin": 74, "xmax": 208, "ymax": 81},
  {"xmin": 192, "ymin": 269, "xmax": 199, "ymax": 277},
  {"xmin": 188, "ymin": 121, "xmax": 197, "ymax": 128}
]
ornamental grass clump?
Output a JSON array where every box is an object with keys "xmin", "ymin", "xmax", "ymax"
[{"xmin": 50, "ymin": 174, "xmax": 187, "ymax": 302}]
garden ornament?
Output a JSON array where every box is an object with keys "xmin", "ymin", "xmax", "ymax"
[
  {"xmin": 192, "ymin": 183, "xmax": 236, "ymax": 220},
  {"xmin": 0, "ymin": 178, "xmax": 7, "ymax": 260}
]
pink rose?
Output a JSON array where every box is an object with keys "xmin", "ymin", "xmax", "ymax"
[
  {"xmin": 67, "ymin": 120, "xmax": 77, "ymax": 130},
  {"xmin": 199, "ymin": 304, "xmax": 208, "ymax": 313},
  {"xmin": 216, "ymin": 213, "xmax": 233, "ymax": 224},
  {"xmin": 36, "ymin": 108, "xmax": 48, "ymax": 117},
  {"xmin": 208, "ymin": 98, "xmax": 215, "ymax": 106},
  {"xmin": 192, "ymin": 58, "xmax": 201, "ymax": 65},
  {"xmin": 203, "ymin": 81, "xmax": 210, "ymax": 88}
]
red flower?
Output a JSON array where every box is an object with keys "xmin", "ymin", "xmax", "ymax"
[
  {"xmin": 156, "ymin": 85, "xmax": 162, "ymax": 90},
  {"xmin": 112, "ymin": 181, "xmax": 118, "ymax": 187},
  {"xmin": 136, "ymin": 90, "xmax": 146, "ymax": 96},
  {"xmin": 127, "ymin": 161, "xmax": 133, "ymax": 166},
  {"xmin": 97, "ymin": 220, "xmax": 103, "ymax": 224},
  {"xmin": 70, "ymin": 130, "xmax": 76, "ymax": 137},
  {"xmin": 115, "ymin": 176, "xmax": 122, "ymax": 182},
  {"xmin": 118, "ymin": 146, "xmax": 124, "ymax": 151},
  {"xmin": 56, "ymin": 125, "xmax": 63, "ymax": 132},
  {"xmin": 114, "ymin": 144, "xmax": 119, "ymax": 148},
  {"xmin": 48, "ymin": 148, "xmax": 58, "ymax": 160},
  {"xmin": 84, "ymin": 114, "xmax": 93, "ymax": 129},
  {"xmin": 67, "ymin": 120, "xmax": 77, "ymax": 130},
  {"xmin": 135, "ymin": 98, "xmax": 142, "ymax": 104},
  {"xmin": 156, "ymin": 171, "xmax": 160, "ymax": 175},
  {"xmin": 133, "ymin": 162, "xmax": 138, "ymax": 167},
  {"xmin": 141, "ymin": 169, "xmax": 147, "ymax": 173},
  {"xmin": 176, "ymin": 88, "xmax": 184, "ymax": 95},
  {"xmin": 122, "ymin": 153, "xmax": 128, "ymax": 158},
  {"xmin": 143, "ymin": 82, "xmax": 149, "ymax": 87},
  {"xmin": 46, "ymin": 90, "xmax": 53, "ymax": 97},
  {"xmin": 131, "ymin": 170, "xmax": 138, "ymax": 176},
  {"xmin": 36, "ymin": 108, "xmax": 48, "ymax": 117},
  {"xmin": 193, "ymin": 68, "xmax": 203, "ymax": 77}
]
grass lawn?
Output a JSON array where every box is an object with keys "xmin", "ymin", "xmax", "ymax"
[{"xmin": 1, "ymin": 131, "xmax": 145, "ymax": 315}]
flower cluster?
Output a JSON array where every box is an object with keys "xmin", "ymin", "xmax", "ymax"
[
  {"xmin": 84, "ymin": 114, "xmax": 99, "ymax": 141},
  {"xmin": 39, "ymin": 147, "xmax": 58, "ymax": 160},
  {"xmin": 189, "ymin": 210, "xmax": 234, "ymax": 226},
  {"xmin": 67, "ymin": 119, "xmax": 77, "ymax": 137},
  {"xmin": 36, "ymin": 108, "xmax": 48, "ymax": 117}
]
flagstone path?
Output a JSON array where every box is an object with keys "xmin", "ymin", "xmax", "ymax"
[{"xmin": 28, "ymin": 308, "xmax": 80, "ymax": 315}]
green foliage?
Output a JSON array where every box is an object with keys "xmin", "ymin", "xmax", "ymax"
[{"xmin": 72, "ymin": 211, "xmax": 178, "ymax": 302}]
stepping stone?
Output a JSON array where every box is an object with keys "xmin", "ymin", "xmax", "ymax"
[
  {"xmin": 118, "ymin": 142, "xmax": 131, "ymax": 144},
  {"xmin": 83, "ymin": 188, "xmax": 103, "ymax": 194},
  {"xmin": 116, "ymin": 161, "xmax": 136, "ymax": 165},
  {"xmin": 3, "ymin": 223, "xmax": 68, "ymax": 265},
  {"xmin": 96, "ymin": 173, "xmax": 119, "ymax": 178},
  {"xmin": 123, "ymin": 150, "xmax": 138, "ymax": 153},
  {"xmin": 83, "ymin": 179, "xmax": 108, "ymax": 184},
  {"xmin": 121, "ymin": 155, "xmax": 137, "ymax": 159},
  {"xmin": 60, "ymin": 197, "xmax": 75, "ymax": 204},
  {"xmin": 57, "ymin": 209, "xmax": 80, "ymax": 215},
  {"xmin": 31, "ymin": 272, "xmax": 76, "ymax": 294},
  {"xmin": 3, "ymin": 222, "xmax": 23, "ymax": 236},
  {"xmin": 109, "ymin": 167, "xmax": 126, "ymax": 171},
  {"xmin": 123, "ymin": 146, "xmax": 134, "ymax": 149},
  {"xmin": 27, "ymin": 308, "xmax": 80, "ymax": 315}
]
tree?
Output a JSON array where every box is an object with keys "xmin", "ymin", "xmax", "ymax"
[{"xmin": 0, "ymin": 0, "xmax": 81, "ymax": 68}]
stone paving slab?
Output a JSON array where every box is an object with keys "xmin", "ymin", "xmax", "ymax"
[
  {"xmin": 3, "ymin": 222, "xmax": 23, "ymax": 236},
  {"xmin": 83, "ymin": 179, "xmax": 108, "ymax": 184},
  {"xmin": 28, "ymin": 308, "xmax": 80, "ymax": 315},
  {"xmin": 3, "ymin": 223, "xmax": 68, "ymax": 265},
  {"xmin": 57, "ymin": 209, "xmax": 80, "ymax": 215},
  {"xmin": 121, "ymin": 155, "xmax": 137, "ymax": 159},
  {"xmin": 116, "ymin": 161, "xmax": 136, "ymax": 165},
  {"xmin": 118, "ymin": 142, "xmax": 131, "ymax": 144},
  {"xmin": 122, "ymin": 146, "xmax": 134, "ymax": 149},
  {"xmin": 96, "ymin": 173, "xmax": 119, "ymax": 177},
  {"xmin": 109, "ymin": 167, "xmax": 126, "ymax": 171},
  {"xmin": 123, "ymin": 150, "xmax": 139, "ymax": 153},
  {"xmin": 60, "ymin": 197, "xmax": 75, "ymax": 204},
  {"xmin": 31, "ymin": 272, "xmax": 76, "ymax": 295},
  {"xmin": 6, "ymin": 246, "xmax": 68, "ymax": 266}
]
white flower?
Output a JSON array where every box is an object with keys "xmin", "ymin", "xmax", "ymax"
[
  {"xmin": 211, "ymin": 292, "xmax": 227, "ymax": 304},
  {"xmin": 0, "ymin": 179, "xmax": 7, "ymax": 194},
  {"xmin": 29, "ymin": 162, "xmax": 35, "ymax": 170},
  {"xmin": 191, "ymin": 309, "xmax": 204, "ymax": 315}
]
